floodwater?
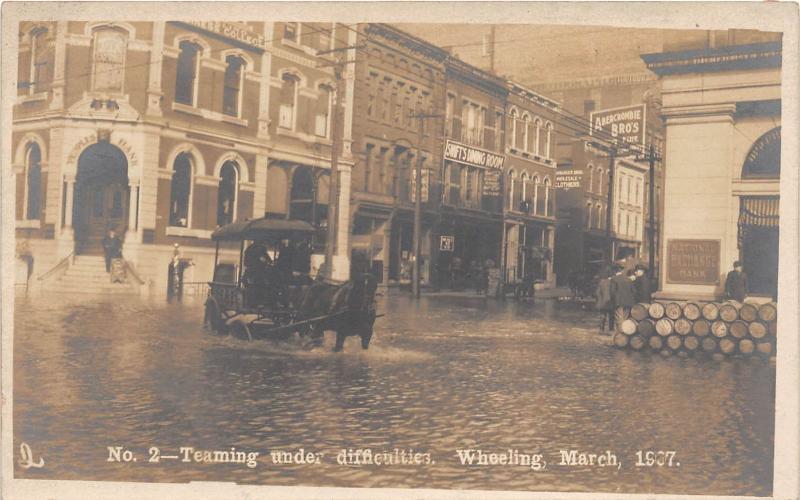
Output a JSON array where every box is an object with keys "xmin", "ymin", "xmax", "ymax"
[{"xmin": 13, "ymin": 293, "xmax": 774, "ymax": 495}]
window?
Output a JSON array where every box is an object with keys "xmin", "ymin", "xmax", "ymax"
[
  {"xmin": 509, "ymin": 108, "xmax": 518, "ymax": 149},
  {"xmin": 596, "ymin": 204, "xmax": 603, "ymax": 229},
  {"xmin": 532, "ymin": 176, "xmax": 540, "ymax": 215},
  {"xmin": 92, "ymin": 27, "xmax": 127, "ymax": 93},
  {"xmin": 545, "ymin": 122, "xmax": 553, "ymax": 158},
  {"xmin": 279, "ymin": 73, "xmax": 298, "ymax": 129},
  {"xmin": 315, "ymin": 85, "xmax": 333, "ymax": 137},
  {"xmin": 508, "ymin": 171, "xmax": 516, "ymax": 210},
  {"xmin": 635, "ymin": 179, "xmax": 641, "ymax": 204},
  {"xmin": 381, "ymin": 79, "xmax": 390, "ymax": 123},
  {"xmin": 625, "ymin": 213, "xmax": 630, "ymax": 236},
  {"xmin": 447, "ymin": 162, "xmax": 461, "ymax": 204},
  {"xmin": 544, "ymin": 177, "xmax": 553, "ymax": 216},
  {"xmin": 596, "ymin": 168, "xmax": 603, "ymax": 194},
  {"xmin": 25, "ymin": 143, "xmax": 42, "ymax": 220},
  {"xmin": 536, "ymin": 177, "xmax": 547, "ymax": 215},
  {"xmin": 30, "ymin": 27, "xmax": 51, "ymax": 94},
  {"xmin": 445, "ymin": 93, "xmax": 455, "ymax": 134},
  {"xmin": 169, "ymin": 153, "xmax": 192, "ymax": 227},
  {"xmin": 522, "ymin": 114, "xmax": 531, "ymax": 152},
  {"xmin": 533, "ymin": 118, "xmax": 542, "ymax": 156},
  {"xmin": 223, "ymin": 55, "xmax": 245, "ymax": 117},
  {"xmin": 587, "ymin": 165, "xmax": 594, "ymax": 194},
  {"xmin": 283, "ymin": 22, "xmax": 298, "ymax": 42},
  {"xmin": 364, "ymin": 144, "xmax": 374, "ymax": 192},
  {"xmin": 586, "ymin": 202, "xmax": 593, "ymax": 229},
  {"xmin": 175, "ymin": 41, "xmax": 200, "ymax": 106},
  {"xmin": 495, "ymin": 111, "xmax": 503, "ymax": 150},
  {"xmin": 217, "ymin": 161, "xmax": 238, "ymax": 226},
  {"xmin": 617, "ymin": 211, "xmax": 622, "ymax": 233}
]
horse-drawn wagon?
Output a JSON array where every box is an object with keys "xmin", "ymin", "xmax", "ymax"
[{"xmin": 203, "ymin": 218, "xmax": 378, "ymax": 351}]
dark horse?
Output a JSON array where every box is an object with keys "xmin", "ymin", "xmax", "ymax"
[{"xmin": 296, "ymin": 273, "xmax": 378, "ymax": 352}]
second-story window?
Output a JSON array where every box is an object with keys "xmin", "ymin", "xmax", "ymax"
[
  {"xmin": 283, "ymin": 22, "xmax": 298, "ymax": 43},
  {"xmin": 92, "ymin": 27, "xmax": 127, "ymax": 93},
  {"xmin": 315, "ymin": 85, "xmax": 333, "ymax": 137},
  {"xmin": 545, "ymin": 122, "xmax": 554, "ymax": 158},
  {"xmin": 509, "ymin": 108, "xmax": 518, "ymax": 149},
  {"xmin": 30, "ymin": 27, "xmax": 51, "ymax": 94},
  {"xmin": 223, "ymin": 55, "xmax": 244, "ymax": 117},
  {"xmin": 175, "ymin": 41, "xmax": 200, "ymax": 106},
  {"xmin": 522, "ymin": 114, "xmax": 531, "ymax": 152},
  {"xmin": 445, "ymin": 93, "xmax": 455, "ymax": 135},
  {"xmin": 279, "ymin": 73, "xmax": 299, "ymax": 129}
]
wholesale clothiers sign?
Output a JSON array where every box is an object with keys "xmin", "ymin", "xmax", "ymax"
[
  {"xmin": 555, "ymin": 170, "xmax": 583, "ymax": 190},
  {"xmin": 590, "ymin": 104, "xmax": 646, "ymax": 148},
  {"xmin": 444, "ymin": 140, "xmax": 505, "ymax": 170}
]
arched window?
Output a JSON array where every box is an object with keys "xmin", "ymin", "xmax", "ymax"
[
  {"xmin": 217, "ymin": 161, "xmax": 238, "ymax": 226},
  {"xmin": 169, "ymin": 153, "xmax": 192, "ymax": 227},
  {"xmin": 586, "ymin": 202, "xmax": 593, "ymax": 229},
  {"xmin": 544, "ymin": 177, "xmax": 553, "ymax": 216},
  {"xmin": 30, "ymin": 27, "xmax": 51, "ymax": 94},
  {"xmin": 742, "ymin": 127, "xmax": 780, "ymax": 179},
  {"xmin": 596, "ymin": 203, "xmax": 603, "ymax": 229},
  {"xmin": 522, "ymin": 114, "xmax": 531, "ymax": 152},
  {"xmin": 508, "ymin": 170, "xmax": 517, "ymax": 210},
  {"xmin": 587, "ymin": 165, "xmax": 594, "ymax": 194},
  {"xmin": 25, "ymin": 143, "xmax": 42, "ymax": 220},
  {"xmin": 223, "ymin": 55, "xmax": 245, "ymax": 117},
  {"xmin": 533, "ymin": 118, "xmax": 542, "ymax": 156},
  {"xmin": 315, "ymin": 84, "xmax": 333, "ymax": 137},
  {"xmin": 91, "ymin": 27, "xmax": 127, "ymax": 93},
  {"xmin": 532, "ymin": 175, "xmax": 540, "ymax": 215},
  {"xmin": 279, "ymin": 73, "xmax": 299, "ymax": 129},
  {"xmin": 175, "ymin": 40, "xmax": 201, "ymax": 106},
  {"xmin": 520, "ymin": 173, "xmax": 529, "ymax": 210},
  {"xmin": 509, "ymin": 108, "xmax": 518, "ymax": 149},
  {"xmin": 544, "ymin": 122, "xmax": 553, "ymax": 158},
  {"xmin": 596, "ymin": 168, "xmax": 603, "ymax": 194}
]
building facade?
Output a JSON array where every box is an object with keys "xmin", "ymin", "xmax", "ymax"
[
  {"xmin": 642, "ymin": 30, "xmax": 782, "ymax": 301},
  {"xmin": 14, "ymin": 21, "xmax": 354, "ymax": 296}
]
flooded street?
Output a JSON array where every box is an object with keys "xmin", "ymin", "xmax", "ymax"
[{"xmin": 13, "ymin": 293, "xmax": 774, "ymax": 495}]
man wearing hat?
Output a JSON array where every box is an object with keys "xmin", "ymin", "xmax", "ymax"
[{"xmin": 725, "ymin": 261, "xmax": 749, "ymax": 302}]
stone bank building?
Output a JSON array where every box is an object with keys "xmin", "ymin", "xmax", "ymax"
[{"xmin": 13, "ymin": 21, "xmax": 356, "ymax": 295}]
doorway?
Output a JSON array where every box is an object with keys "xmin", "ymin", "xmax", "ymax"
[{"xmin": 74, "ymin": 142, "xmax": 129, "ymax": 255}]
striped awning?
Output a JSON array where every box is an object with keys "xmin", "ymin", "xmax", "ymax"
[{"xmin": 739, "ymin": 196, "xmax": 780, "ymax": 227}]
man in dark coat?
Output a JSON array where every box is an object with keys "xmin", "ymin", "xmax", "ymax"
[
  {"xmin": 633, "ymin": 265, "xmax": 652, "ymax": 303},
  {"xmin": 101, "ymin": 229, "xmax": 122, "ymax": 272},
  {"xmin": 611, "ymin": 267, "xmax": 636, "ymax": 308},
  {"xmin": 725, "ymin": 260, "xmax": 749, "ymax": 302}
]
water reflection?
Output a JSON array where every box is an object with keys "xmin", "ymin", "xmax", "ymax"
[{"xmin": 13, "ymin": 294, "xmax": 774, "ymax": 494}]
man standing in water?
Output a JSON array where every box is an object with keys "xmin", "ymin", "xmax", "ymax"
[{"xmin": 101, "ymin": 228, "xmax": 122, "ymax": 273}]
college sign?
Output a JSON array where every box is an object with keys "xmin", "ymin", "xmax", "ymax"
[
  {"xmin": 590, "ymin": 104, "xmax": 646, "ymax": 148},
  {"xmin": 444, "ymin": 140, "xmax": 505, "ymax": 170},
  {"xmin": 666, "ymin": 239, "xmax": 721, "ymax": 285},
  {"xmin": 555, "ymin": 169, "xmax": 583, "ymax": 190}
]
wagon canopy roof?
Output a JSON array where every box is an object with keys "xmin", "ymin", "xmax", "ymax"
[{"xmin": 211, "ymin": 218, "xmax": 316, "ymax": 241}]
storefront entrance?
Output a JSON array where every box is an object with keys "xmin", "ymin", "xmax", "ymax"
[
  {"xmin": 739, "ymin": 196, "xmax": 779, "ymax": 298},
  {"xmin": 74, "ymin": 142, "xmax": 129, "ymax": 255}
]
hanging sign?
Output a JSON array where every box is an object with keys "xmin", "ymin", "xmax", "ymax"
[
  {"xmin": 444, "ymin": 139, "xmax": 505, "ymax": 170},
  {"xmin": 555, "ymin": 169, "xmax": 583, "ymax": 190},
  {"xmin": 590, "ymin": 104, "xmax": 646, "ymax": 148}
]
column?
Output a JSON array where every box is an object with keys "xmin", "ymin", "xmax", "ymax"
[
  {"xmin": 126, "ymin": 179, "xmax": 140, "ymax": 241},
  {"xmin": 331, "ymin": 164, "xmax": 352, "ymax": 281},
  {"xmin": 63, "ymin": 174, "xmax": 75, "ymax": 231}
]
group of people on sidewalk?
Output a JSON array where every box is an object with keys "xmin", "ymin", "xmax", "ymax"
[{"xmin": 594, "ymin": 264, "xmax": 652, "ymax": 333}]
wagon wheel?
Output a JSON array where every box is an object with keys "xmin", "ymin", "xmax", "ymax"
[
  {"xmin": 231, "ymin": 320, "xmax": 253, "ymax": 341},
  {"xmin": 204, "ymin": 298, "xmax": 227, "ymax": 335}
]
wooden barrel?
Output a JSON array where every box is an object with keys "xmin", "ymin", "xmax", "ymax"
[
  {"xmin": 711, "ymin": 320, "xmax": 729, "ymax": 338},
  {"xmin": 665, "ymin": 302, "xmax": 683, "ymax": 320},
  {"xmin": 749, "ymin": 321, "xmax": 768, "ymax": 339},
  {"xmin": 739, "ymin": 303, "xmax": 758, "ymax": 322},
  {"xmin": 692, "ymin": 319, "xmax": 711, "ymax": 337},
  {"xmin": 674, "ymin": 318, "xmax": 692, "ymax": 336},
  {"xmin": 630, "ymin": 303, "xmax": 649, "ymax": 321},
  {"xmin": 683, "ymin": 302, "xmax": 701, "ymax": 321},
  {"xmin": 719, "ymin": 337, "xmax": 736, "ymax": 355},
  {"xmin": 629, "ymin": 334, "xmax": 646, "ymax": 351},
  {"xmin": 613, "ymin": 332, "xmax": 629, "ymax": 348},
  {"xmin": 655, "ymin": 318, "xmax": 674, "ymax": 337},
  {"xmin": 648, "ymin": 335, "xmax": 664, "ymax": 351},
  {"xmin": 756, "ymin": 341, "xmax": 773, "ymax": 355},
  {"xmin": 739, "ymin": 338, "xmax": 755, "ymax": 354},
  {"xmin": 666, "ymin": 334, "xmax": 682, "ymax": 351},
  {"xmin": 719, "ymin": 302, "xmax": 740, "ymax": 322},
  {"xmin": 768, "ymin": 321, "xmax": 777, "ymax": 337},
  {"xmin": 701, "ymin": 302, "xmax": 719, "ymax": 321},
  {"xmin": 648, "ymin": 302, "xmax": 665, "ymax": 319},
  {"xmin": 701, "ymin": 337, "xmax": 718, "ymax": 352},
  {"xmin": 636, "ymin": 319, "xmax": 656, "ymax": 337},
  {"xmin": 615, "ymin": 306, "xmax": 630, "ymax": 321},
  {"xmin": 620, "ymin": 319, "xmax": 638, "ymax": 336},
  {"xmin": 730, "ymin": 320, "xmax": 748, "ymax": 339},
  {"xmin": 683, "ymin": 335, "xmax": 700, "ymax": 351},
  {"xmin": 758, "ymin": 302, "xmax": 777, "ymax": 322}
]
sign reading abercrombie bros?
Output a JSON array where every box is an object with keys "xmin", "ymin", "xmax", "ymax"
[
  {"xmin": 444, "ymin": 139, "xmax": 505, "ymax": 196},
  {"xmin": 666, "ymin": 239, "xmax": 721, "ymax": 285},
  {"xmin": 590, "ymin": 104, "xmax": 646, "ymax": 149}
]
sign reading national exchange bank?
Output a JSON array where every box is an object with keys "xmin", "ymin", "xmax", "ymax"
[
  {"xmin": 444, "ymin": 140, "xmax": 505, "ymax": 170},
  {"xmin": 666, "ymin": 239, "xmax": 721, "ymax": 285}
]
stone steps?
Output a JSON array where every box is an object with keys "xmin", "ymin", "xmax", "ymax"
[{"xmin": 43, "ymin": 256, "xmax": 140, "ymax": 296}]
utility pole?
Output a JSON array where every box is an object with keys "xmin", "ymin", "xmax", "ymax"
[
  {"xmin": 409, "ymin": 110, "xmax": 442, "ymax": 298},
  {"xmin": 604, "ymin": 144, "xmax": 617, "ymax": 270},
  {"xmin": 647, "ymin": 143, "xmax": 656, "ymax": 278}
]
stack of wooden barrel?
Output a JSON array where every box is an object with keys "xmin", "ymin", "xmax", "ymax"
[{"xmin": 612, "ymin": 301, "xmax": 777, "ymax": 359}]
